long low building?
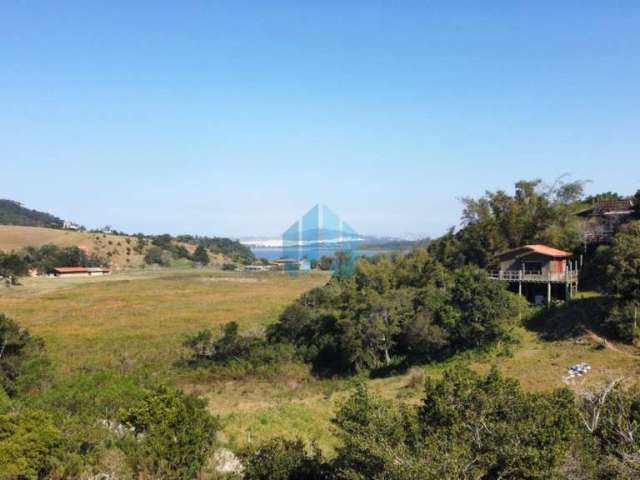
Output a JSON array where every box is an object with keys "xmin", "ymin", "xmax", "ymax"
[{"xmin": 52, "ymin": 267, "xmax": 111, "ymax": 277}]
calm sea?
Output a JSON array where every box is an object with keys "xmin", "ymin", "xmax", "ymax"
[{"xmin": 250, "ymin": 247, "xmax": 387, "ymax": 261}]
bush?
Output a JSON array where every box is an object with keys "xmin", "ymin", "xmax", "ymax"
[
  {"xmin": 267, "ymin": 253, "xmax": 522, "ymax": 375},
  {"xmin": 0, "ymin": 253, "xmax": 28, "ymax": 286},
  {"xmin": 334, "ymin": 368, "xmax": 576, "ymax": 478},
  {"xmin": 23, "ymin": 370, "xmax": 148, "ymax": 470},
  {"xmin": 21, "ymin": 244, "xmax": 106, "ymax": 273},
  {"xmin": 183, "ymin": 322, "xmax": 294, "ymax": 378},
  {"xmin": 244, "ymin": 368, "xmax": 577, "ymax": 479},
  {"xmin": 192, "ymin": 245, "xmax": 210, "ymax": 265},
  {"xmin": 144, "ymin": 246, "xmax": 172, "ymax": 267},
  {"xmin": 119, "ymin": 385, "xmax": 220, "ymax": 480},
  {"xmin": 577, "ymin": 380, "xmax": 640, "ymax": 478},
  {"xmin": 0, "ymin": 314, "xmax": 50, "ymax": 397},
  {"xmin": 242, "ymin": 438, "xmax": 329, "ymax": 480},
  {"xmin": 0, "ymin": 409, "xmax": 66, "ymax": 479},
  {"xmin": 605, "ymin": 302, "xmax": 640, "ymax": 343}
]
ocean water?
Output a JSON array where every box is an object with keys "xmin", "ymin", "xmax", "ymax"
[{"xmin": 250, "ymin": 247, "xmax": 383, "ymax": 261}]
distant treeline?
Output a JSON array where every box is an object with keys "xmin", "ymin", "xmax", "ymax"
[
  {"xmin": 0, "ymin": 199, "xmax": 64, "ymax": 228},
  {"xmin": 141, "ymin": 234, "xmax": 254, "ymax": 267},
  {"xmin": 176, "ymin": 234, "xmax": 254, "ymax": 264},
  {"xmin": 0, "ymin": 245, "xmax": 105, "ymax": 284}
]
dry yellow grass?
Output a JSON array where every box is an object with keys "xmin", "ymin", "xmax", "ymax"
[
  {"xmin": 0, "ymin": 225, "xmax": 228, "ymax": 270},
  {"xmin": 2, "ymin": 270, "xmax": 639, "ymax": 453},
  {"xmin": 0, "ymin": 269, "xmax": 336, "ymax": 449},
  {"xmin": 0, "ymin": 269, "xmax": 329, "ymax": 374},
  {"xmin": 0, "ymin": 225, "xmax": 147, "ymax": 269}
]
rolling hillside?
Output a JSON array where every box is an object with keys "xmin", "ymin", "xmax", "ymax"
[
  {"xmin": 0, "ymin": 225, "xmax": 146, "ymax": 269},
  {"xmin": 0, "ymin": 225, "xmax": 228, "ymax": 270},
  {"xmin": 0, "ymin": 198, "xmax": 64, "ymax": 228}
]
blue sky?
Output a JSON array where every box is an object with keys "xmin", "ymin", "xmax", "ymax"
[{"xmin": 2, "ymin": 2, "xmax": 639, "ymax": 238}]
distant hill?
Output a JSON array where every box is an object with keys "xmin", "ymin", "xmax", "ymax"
[
  {"xmin": 0, "ymin": 199, "xmax": 64, "ymax": 228},
  {"xmin": 0, "ymin": 199, "xmax": 253, "ymax": 267},
  {"xmin": 0, "ymin": 226, "xmax": 233, "ymax": 270},
  {"xmin": 0, "ymin": 225, "xmax": 147, "ymax": 269}
]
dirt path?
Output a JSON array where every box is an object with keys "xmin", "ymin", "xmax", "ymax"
[{"xmin": 585, "ymin": 329, "xmax": 640, "ymax": 359}]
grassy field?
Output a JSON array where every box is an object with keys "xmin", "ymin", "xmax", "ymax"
[
  {"xmin": 0, "ymin": 269, "xmax": 328, "ymax": 374},
  {"xmin": 1, "ymin": 270, "xmax": 639, "ymax": 453}
]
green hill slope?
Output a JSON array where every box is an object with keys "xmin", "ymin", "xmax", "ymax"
[{"xmin": 0, "ymin": 199, "xmax": 64, "ymax": 228}]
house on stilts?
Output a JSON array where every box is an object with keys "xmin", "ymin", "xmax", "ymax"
[{"xmin": 488, "ymin": 244, "xmax": 578, "ymax": 306}]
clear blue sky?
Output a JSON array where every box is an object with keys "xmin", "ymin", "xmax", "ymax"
[{"xmin": 2, "ymin": 2, "xmax": 639, "ymax": 238}]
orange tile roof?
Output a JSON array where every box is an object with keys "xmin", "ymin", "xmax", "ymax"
[
  {"xmin": 53, "ymin": 267, "xmax": 89, "ymax": 273},
  {"xmin": 53, "ymin": 266, "xmax": 110, "ymax": 273},
  {"xmin": 498, "ymin": 244, "xmax": 572, "ymax": 259}
]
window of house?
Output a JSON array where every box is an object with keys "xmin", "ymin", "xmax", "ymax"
[{"xmin": 522, "ymin": 261, "xmax": 543, "ymax": 274}]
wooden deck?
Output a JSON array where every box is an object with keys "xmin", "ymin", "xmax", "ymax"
[{"xmin": 488, "ymin": 270, "xmax": 578, "ymax": 284}]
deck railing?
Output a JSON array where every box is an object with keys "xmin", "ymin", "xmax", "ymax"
[{"xmin": 488, "ymin": 270, "xmax": 578, "ymax": 283}]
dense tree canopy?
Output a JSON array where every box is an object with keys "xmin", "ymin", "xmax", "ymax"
[
  {"xmin": 268, "ymin": 250, "xmax": 523, "ymax": 374},
  {"xmin": 22, "ymin": 244, "xmax": 105, "ymax": 273},
  {"xmin": 607, "ymin": 220, "xmax": 640, "ymax": 305},
  {"xmin": 428, "ymin": 178, "xmax": 586, "ymax": 269},
  {"xmin": 0, "ymin": 244, "xmax": 107, "ymax": 285},
  {"xmin": 176, "ymin": 234, "xmax": 255, "ymax": 264},
  {"xmin": 0, "ymin": 409, "xmax": 65, "ymax": 479},
  {"xmin": 603, "ymin": 220, "xmax": 640, "ymax": 341}
]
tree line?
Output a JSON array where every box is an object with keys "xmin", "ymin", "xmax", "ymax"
[
  {"xmin": 143, "ymin": 234, "xmax": 254, "ymax": 267},
  {"xmin": 0, "ymin": 245, "xmax": 106, "ymax": 285}
]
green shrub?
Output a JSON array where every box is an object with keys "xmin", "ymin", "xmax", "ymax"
[
  {"xmin": 0, "ymin": 314, "xmax": 50, "ymax": 397},
  {"xmin": 267, "ymin": 253, "xmax": 522, "ymax": 375},
  {"xmin": 0, "ymin": 409, "xmax": 66, "ymax": 479},
  {"xmin": 144, "ymin": 246, "xmax": 172, "ymax": 267},
  {"xmin": 183, "ymin": 322, "xmax": 294, "ymax": 378},
  {"xmin": 242, "ymin": 438, "xmax": 329, "ymax": 480},
  {"xmin": 119, "ymin": 385, "xmax": 220, "ymax": 480}
]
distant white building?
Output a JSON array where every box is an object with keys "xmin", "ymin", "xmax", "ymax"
[
  {"xmin": 271, "ymin": 258, "xmax": 311, "ymax": 272},
  {"xmin": 63, "ymin": 221, "xmax": 80, "ymax": 231},
  {"xmin": 244, "ymin": 264, "xmax": 272, "ymax": 272}
]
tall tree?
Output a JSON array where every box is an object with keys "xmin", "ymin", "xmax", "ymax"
[
  {"xmin": 192, "ymin": 244, "xmax": 210, "ymax": 265},
  {"xmin": 0, "ymin": 253, "xmax": 28, "ymax": 285},
  {"xmin": 606, "ymin": 220, "xmax": 640, "ymax": 339}
]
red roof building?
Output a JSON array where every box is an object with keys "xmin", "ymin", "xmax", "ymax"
[{"xmin": 52, "ymin": 267, "xmax": 111, "ymax": 277}]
